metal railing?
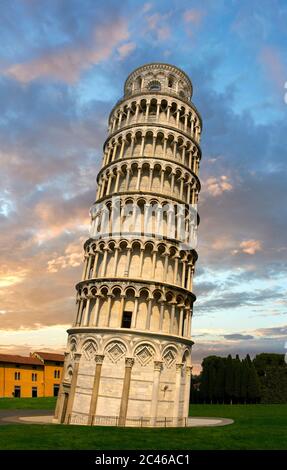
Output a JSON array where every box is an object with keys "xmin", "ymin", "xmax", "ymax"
[{"xmin": 68, "ymin": 413, "xmax": 189, "ymax": 427}]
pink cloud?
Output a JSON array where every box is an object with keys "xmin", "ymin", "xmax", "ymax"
[
  {"xmin": 204, "ymin": 175, "xmax": 233, "ymax": 196},
  {"xmin": 47, "ymin": 239, "xmax": 84, "ymax": 273},
  {"xmin": 231, "ymin": 240, "xmax": 263, "ymax": 256},
  {"xmin": 4, "ymin": 18, "xmax": 130, "ymax": 83},
  {"xmin": 183, "ymin": 9, "xmax": 204, "ymax": 24},
  {"xmin": 117, "ymin": 41, "xmax": 136, "ymax": 59},
  {"xmin": 238, "ymin": 239, "xmax": 262, "ymax": 255},
  {"xmin": 260, "ymin": 46, "xmax": 286, "ymax": 91},
  {"xmin": 145, "ymin": 12, "xmax": 171, "ymax": 41}
]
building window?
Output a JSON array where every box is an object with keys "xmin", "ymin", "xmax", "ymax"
[
  {"xmin": 54, "ymin": 370, "xmax": 60, "ymax": 379},
  {"xmin": 53, "ymin": 384, "xmax": 60, "ymax": 397},
  {"xmin": 148, "ymin": 80, "xmax": 161, "ymax": 91},
  {"xmin": 14, "ymin": 371, "xmax": 20, "ymax": 380},
  {"xmin": 135, "ymin": 76, "xmax": 142, "ymax": 90},
  {"xmin": 121, "ymin": 311, "xmax": 132, "ymax": 328},
  {"xmin": 32, "ymin": 373, "xmax": 37, "ymax": 382},
  {"xmin": 32, "ymin": 387, "xmax": 38, "ymax": 398},
  {"xmin": 14, "ymin": 386, "xmax": 21, "ymax": 398}
]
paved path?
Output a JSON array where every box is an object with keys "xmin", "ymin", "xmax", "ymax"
[
  {"xmin": 0, "ymin": 409, "xmax": 53, "ymax": 425},
  {"xmin": 187, "ymin": 417, "xmax": 233, "ymax": 427},
  {"xmin": 0, "ymin": 410, "xmax": 233, "ymax": 427}
]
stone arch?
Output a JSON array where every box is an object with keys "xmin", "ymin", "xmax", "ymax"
[
  {"xmin": 142, "ymin": 241, "xmax": 153, "ymax": 277},
  {"xmin": 64, "ymin": 363, "xmax": 74, "ymax": 383},
  {"xmin": 133, "ymin": 341, "xmax": 157, "ymax": 366},
  {"xmin": 150, "ymin": 289, "xmax": 162, "ymax": 331},
  {"xmin": 162, "ymin": 344, "xmax": 179, "ymax": 368},
  {"xmin": 182, "ymin": 348, "xmax": 192, "ymax": 367},
  {"xmin": 129, "ymin": 240, "xmax": 142, "ymax": 278},
  {"xmin": 81, "ymin": 338, "xmax": 98, "ymax": 361},
  {"xmin": 68, "ymin": 336, "xmax": 78, "ymax": 359},
  {"xmin": 97, "ymin": 286, "xmax": 109, "ymax": 326},
  {"xmin": 104, "ymin": 338, "xmax": 129, "ymax": 362},
  {"xmin": 147, "ymin": 80, "xmax": 161, "ymax": 91},
  {"xmin": 136, "ymin": 288, "xmax": 149, "ymax": 329}
]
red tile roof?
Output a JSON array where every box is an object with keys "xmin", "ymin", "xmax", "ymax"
[
  {"xmin": 0, "ymin": 354, "xmax": 42, "ymax": 366},
  {"xmin": 32, "ymin": 351, "xmax": 64, "ymax": 362}
]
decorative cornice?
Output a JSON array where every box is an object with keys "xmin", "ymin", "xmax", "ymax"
[
  {"xmin": 108, "ymin": 90, "xmax": 202, "ymax": 127},
  {"xmin": 94, "ymin": 189, "xmax": 201, "ymax": 212},
  {"xmin": 67, "ymin": 327, "xmax": 194, "ymax": 347},
  {"xmin": 104, "ymin": 122, "xmax": 201, "ymax": 155},
  {"xmin": 75, "ymin": 277, "xmax": 196, "ymax": 301},
  {"xmin": 86, "ymin": 236, "xmax": 200, "ymax": 258},
  {"xmin": 96, "ymin": 155, "xmax": 201, "ymax": 190},
  {"xmin": 83, "ymin": 236, "xmax": 199, "ymax": 262}
]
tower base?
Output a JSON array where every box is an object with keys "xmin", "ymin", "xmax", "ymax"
[{"xmin": 54, "ymin": 328, "xmax": 193, "ymax": 427}]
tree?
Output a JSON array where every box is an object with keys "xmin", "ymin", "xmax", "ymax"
[
  {"xmin": 233, "ymin": 354, "xmax": 242, "ymax": 403},
  {"xmin": 200, "ymin": 357, "xmax": 211, "ymax": 403},
  {"xmin": 240, "ymin": 358, "xmax": 249, "ymax": 403},
  {"xmin": 253, "ymin": 353, "xmax": 285, "ymax": 376},
  {"xmin": 253, "ymin": 353, "xmax": 287, "ymax": 403},
  {"xmin": 246, "ymin": 357, "xmax": 261, "ymax": 403},
  {"xmin": 225, "ymin": 354, "xmax": 235, "ymax": 404},
  {"xmin": 196, "ymin": 353, "xmax": 287, "ymax": 404},
  {"xmin": 200, "ymin": 356, "xmax": 221, "ymax": 403},
  {"xmin": 214, "ymin": 357, "xmax": 225, "ymax": 403}
]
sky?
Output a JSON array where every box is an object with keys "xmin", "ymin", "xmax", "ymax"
[{"xmin": 0, "ymin": 0, "xmax": 286, "ymax": 373}]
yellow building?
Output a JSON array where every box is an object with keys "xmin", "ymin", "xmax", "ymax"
[
  {"xmin": 0, "ymin": 351, "xmax": 64, "ymax": 398},
  {"xmin": 31, "ymin": 352, "xmax": 64, "ymax": 397}
]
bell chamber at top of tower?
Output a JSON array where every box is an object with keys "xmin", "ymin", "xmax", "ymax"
[
  {"xmin": 106, "ymin": 63, "xmax": 202, "ymax": 148},
  {"xmin": 124, "ymin": 63, "xmax": 193, "ymax": 100}
]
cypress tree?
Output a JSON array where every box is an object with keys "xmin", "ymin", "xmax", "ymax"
[
  {"xmin": 233, "ymin": 354, "xmax": 241, "ymax": 404},
  {"xmin": 225, "ymin": 354, "xmax": 234, "ymax": 404},
  {"xmin": 208, "ymin": 361, "xmax": 216, "ymax": 403},
  {"xmin": 247, "ymin": 357, "xmax": 260, "ymax": 403},
  {"xmin": 200, "ymin": 357, "xmax": 210, "ymax": 403},
  {"xmin": 214, "ymin": 357, "xmax": 225, "ymax": 403},
  {"xmin": 240, "ymin": 358, "xmax": 248, "ymax": 403}
]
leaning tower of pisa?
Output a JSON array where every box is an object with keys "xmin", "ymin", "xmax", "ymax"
[{"xmin": 54, "ymin": 63, "xmax": 202, "ymax": 427}]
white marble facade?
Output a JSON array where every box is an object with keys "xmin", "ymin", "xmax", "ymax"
[{"xmin": 54, "ymin": 63, "xmax": 202, "ymax": 427}]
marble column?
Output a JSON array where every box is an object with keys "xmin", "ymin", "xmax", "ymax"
[
  {"xmin": 54, "ymin": 352, "xmax": 69, "ymax": 420},
  {"xmin": 88, "ymin": 354, "xmax": 105, "ymax": 425},
  {"xmin": 183, "ymin": 366, "xmax": 192, "ymax": 422},
  {"xmin": 64, "ymin": 353, "xmax": 82, "ymax": 424},
  {"xmin": 91, "ymin": 295, "xmax": 101, "ymax": 326},
  {"xmin": 150, "ymin": 361, "xmax": 163, "ymax": 425},
  {"xmin": 118, "ymin": 139, "xmax": 125, "ymax": 161},
  {"xmin": 119, "ymin": 358, "xmax": 135, "ymax": 426},
  {"xmin": 172, "ymin": 363, "xmax": 183, "ymax": 426}
]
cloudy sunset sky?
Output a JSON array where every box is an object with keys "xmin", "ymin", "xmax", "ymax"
[{"xmin": 0, "ymin": 0, "xmax": 286, "ymax": 373}]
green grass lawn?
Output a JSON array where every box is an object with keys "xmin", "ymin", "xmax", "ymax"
[
  {"xmin": 0, "ymin": 397, "xmax": 57, "ymax": 410},
  {"xmin": 0, "ymin": 401, "xmax": 286, "ymax": 450}
]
